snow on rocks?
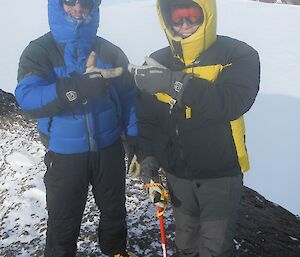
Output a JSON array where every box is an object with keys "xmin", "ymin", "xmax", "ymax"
[
  {"xmin": 5, "ymin": 151, "xmax": 36, "ymax": 168},
  {"xmin": 0, "ymin": 129, "xmax": 47, "ymax": 256},
  {"xmin": 0, "ymin": 128, "xmax": 175, "ymax": 256}
]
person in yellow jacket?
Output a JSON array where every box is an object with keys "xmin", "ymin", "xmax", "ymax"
[{"xmin": 128, "ymin": 0, "xmax": 260, "ymax": 256}]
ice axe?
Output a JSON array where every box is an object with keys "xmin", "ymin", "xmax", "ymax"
[
  {"xmin": 157, "ymin": 206, "xmax": 168, "ymax": 257},
  {"xmin": 144, "ymin": 175, "xmax": 169, "ymax": 257},
  {"xmin": 154, "ymin": 176, "xmax": 169, "ymax": 257}
]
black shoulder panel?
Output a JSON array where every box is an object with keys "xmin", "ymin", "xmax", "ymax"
[
  {"xmin": 17, "ymin": 32, "xmax": 64, "ymax": 82},
  {"xmin": 150, "ymin": 47, "xmax": 185, "ymax": 71},
  {"xmin": 198, "ymin": 36, "xmax": 259, "ymax": 66},
  {"xmin": 94, "ymin": 37, "xmax": 129, "ymax": 68}
]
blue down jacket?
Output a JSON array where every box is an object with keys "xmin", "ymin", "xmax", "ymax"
[{"xmin": 15, "ymin": 0, "xmax": 137, "ymax": 154}]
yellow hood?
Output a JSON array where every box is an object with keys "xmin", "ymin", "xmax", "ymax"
[{"xmin": 157, "ymin": 0, "xmax": 217, "ymax": 66}]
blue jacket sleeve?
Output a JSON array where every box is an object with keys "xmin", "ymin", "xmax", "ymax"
[{"xmin": 16, "ymin": 42, "xmax": 64, "ymax": 118}]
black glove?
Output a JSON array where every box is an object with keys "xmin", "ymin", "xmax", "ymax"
[
  {"xmin": 140, "ymin": 156, "xmax": 167, "ymax": 207},
  {"xmin": 140, "ymin": 156, "xmax": 160, "ymax": 184},
  {"xmin": 57, "ymin": 51, "xmax": 124, "ymax": 107},
  {"xmin": 128, "ymin": 57, "xmax": 192, "ymax": 104},
  {"xmin": 56, "ymin": 72, "xmax": 111, "ymax": 107}
]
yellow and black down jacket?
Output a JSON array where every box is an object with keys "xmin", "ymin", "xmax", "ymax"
[
  {"xmin": 136, "ymin": 0, "xmax": 260, "ymax": 179},
  {"xmin": 136, "ymin": 36, "xmax": 260, "ymax": 179}
]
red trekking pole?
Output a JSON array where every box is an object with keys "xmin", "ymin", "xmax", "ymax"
[
  {"xmin": 144, "ymin": 176, "xmax": 169, "ymax": 257},
  {"xmin": 156, "ymin": 175, "xmax": 169, "ymax": 257},
  {"xmin": 157, "ymin": 206, "xmax": 168, "ymax": 257}
]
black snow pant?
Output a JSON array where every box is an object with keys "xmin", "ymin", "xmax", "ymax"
[
  {"xmin": 166, "ymin": 173, "xmax": 243, "ymax": 257},
  {"xmin": 43, "ymin": 139, "xmax": 127, "ymax": 257}
]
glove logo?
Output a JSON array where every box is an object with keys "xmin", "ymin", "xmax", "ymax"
[
  {"xmin": 173, "ymin": 81, "xmax": 183, "ymax": 93},
  {"xmin": 66, "ymin": 90, "xmax": 78, "ymax": 102}
]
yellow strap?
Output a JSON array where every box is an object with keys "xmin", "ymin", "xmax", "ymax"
[
  {"xmin": 143, "ymin": 182, "xmax": 162, "ymax": 189},
  {"xmin": 144, "ymin": 182, "xmax": 169, "ymax": 217},
  {"xmin": 185, "ymin": 106, "xmax": 192, "ymax": 119},
  {"xmin": 155, "ymin": 93, "xmax": 176, "ymax": 107}
]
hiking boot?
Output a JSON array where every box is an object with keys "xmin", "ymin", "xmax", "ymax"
[{"xmin": 112, "ymin": 249, "xmax": 135, "ymax": 257}]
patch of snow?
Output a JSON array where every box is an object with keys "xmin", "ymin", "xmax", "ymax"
[{"xmin": 5, "ymin": 151, "xmax": 36, "ymax": 168}]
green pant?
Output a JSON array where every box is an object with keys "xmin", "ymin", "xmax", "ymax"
[{"xmin": 166, "ymin": 173, "xmax": 243, "ymax": 257}]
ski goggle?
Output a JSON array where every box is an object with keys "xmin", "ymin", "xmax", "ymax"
[
  {"xmin": 170, "ymin": 6, "xmax": 203, "ymax": 26},
  {"xmin": 62, "ymin": 0, "xmax": 101, "ymax": 9}
]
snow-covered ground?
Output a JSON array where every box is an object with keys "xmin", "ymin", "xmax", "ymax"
[
  {"xmin": 0, "ymin": 123, "xmax": 175, "ymax": 256},
  {"xmin": 0, "ymin": 0, "xmax": 300, "ymax": 255}
]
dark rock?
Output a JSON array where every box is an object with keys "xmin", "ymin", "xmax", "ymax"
[
  {"xmin": 0, "ymin": 89, "xmax": 37, "ymax": 139},
  {"xmin": 234, "ymin": 187, "xmax": 300, "ymax": 257},
  {"xmin": 0, "ymin": 89, "xmax": 19, "ymax": 117}
]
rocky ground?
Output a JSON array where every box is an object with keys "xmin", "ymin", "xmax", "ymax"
[{"xmin": 0, "ymin": 89, "xmax": 300, "ymax": 256}]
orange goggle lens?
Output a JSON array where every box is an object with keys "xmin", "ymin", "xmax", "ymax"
[{"xmin": 171, "ymin": 7, "xmax": 203, "ymax": 26}]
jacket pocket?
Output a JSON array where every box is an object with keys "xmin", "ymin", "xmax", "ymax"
[{"xmin": 183, "ymin": 124, "xmax": 238, "ymax": 172}]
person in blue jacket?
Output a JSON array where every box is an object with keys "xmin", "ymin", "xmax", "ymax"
[{"xmin": 15, "ymin": 0, "xmax": 136, "ymax": 256}]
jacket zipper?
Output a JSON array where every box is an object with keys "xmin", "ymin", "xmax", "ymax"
[
  {"xmin": 170, "ymin": 107, "xmax": 184, "ymax": 159},
  {"xmin": 75, "ymin": 40, "xmax": 94, "ymax": 152},
  {"xmin": 83, "ymin": 103, "xmax": 94, "ymax": 151}
]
